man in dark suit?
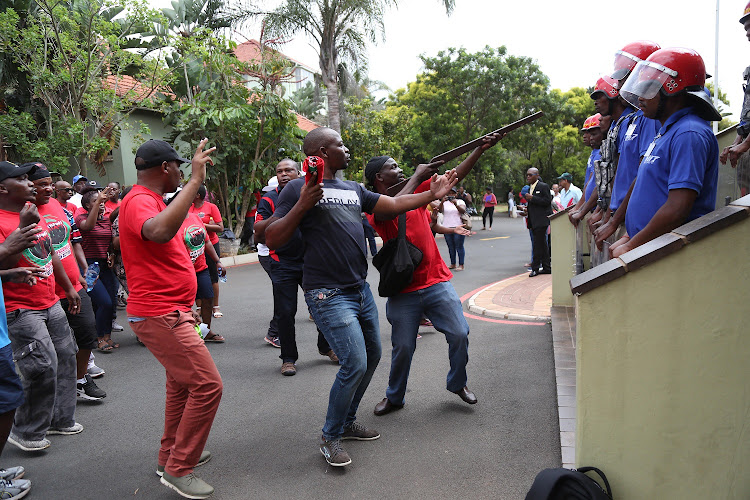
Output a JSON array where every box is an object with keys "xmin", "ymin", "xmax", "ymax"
[{"xmin": 524, "ymin": 168, "xmax": 552, "ymax": 277}]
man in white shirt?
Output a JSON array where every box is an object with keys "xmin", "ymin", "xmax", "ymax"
[
  {"xmin": 68, "ymin": 175, "xmax": 87, "ymax": 208},
  {"xmin": 557, "ymin": 173, "xmax": 582, "ymax": 209}
]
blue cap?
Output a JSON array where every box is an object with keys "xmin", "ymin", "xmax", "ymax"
[{"xmin": 72, "ymin": 174, "xmax": 88, "ymax": 184}]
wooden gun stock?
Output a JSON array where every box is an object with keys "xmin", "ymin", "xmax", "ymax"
[{"xmin": 386, "ymin": 110, "xmax": 544, "ymax": 197}]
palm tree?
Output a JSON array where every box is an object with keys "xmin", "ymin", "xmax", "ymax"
[{"xmin": 263, "ymin": 0, "xmax": 454, "ymax": 133}]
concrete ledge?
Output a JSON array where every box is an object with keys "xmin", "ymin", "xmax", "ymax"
[{"xmin": 220, "ymin": 252, "xmax": 259, "ymax": 268}]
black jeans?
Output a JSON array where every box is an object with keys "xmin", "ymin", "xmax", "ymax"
[
  {"xmin": 258, "ymin": 255, "xmax": 279, "ymax": 338},
  {"xmin": 271, "ymin": 260, "xmax": 331, "ymax": 363},
  {"xmin": 482, "ymin": 207, "xmax": 494, "ymax": 228}
]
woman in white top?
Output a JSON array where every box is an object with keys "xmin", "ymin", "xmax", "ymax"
[{"xmin": 439, "ymin": 188, "xmax": 468, "ymax": 271}]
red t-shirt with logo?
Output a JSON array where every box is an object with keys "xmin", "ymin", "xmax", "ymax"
[
  {"xmin": 0, "ymin": 207, "xmax": 58, "ymax": 311},
  {"xmin": 179, "ymin": 213, "xmax": 209, "ymax": 272},
  {"xmin": 120, "ymin": 185, "xmax": 197, "ymax": 316},
  {"xmin": 54, "ymin": 198, "xmax": 77, "ymax": 213},
  {"xmin": 188, "ymin": 202, "xmax": 222, "ymax": 245},
  {"xmin": 367, "ymin": 179, "xmax": 452, "ymax": 294},
  {"xmin": 104, "ymin": 200, "xmax": 119, "ymax": 213},
  {"xmin": 38, "ymin": 201, "xmax": 83, "ymax": 300}
]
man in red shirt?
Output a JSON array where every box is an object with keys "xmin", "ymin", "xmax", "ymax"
[
  {"xmin": 104, "ymin": 182, "xmax": 121, "ymax": 214},
  {"xmin": 364, "ymin": 133, "xmax": 502, "ymax": 416},
  {"xmin": 29, "ymin": 163, "xmax": 106, "ymax": 402},
  {"xmin": 53, "ymin": 180, "xmax": 77, "ymax": 212},
  {"xmin": 120, "ymin": 139, "xmax": 220, "ymax": 499},
  {"xmin": 0, "ymin": 161, "xmax": 82, "ymax": 452}
]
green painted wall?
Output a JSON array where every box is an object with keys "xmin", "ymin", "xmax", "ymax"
[
  {"xmin": 575, "ymin": 214, "xmax": 750, "ymax": 499},
  {"xmin": 550, "ymin": 211, "xmax": 576, "ymax": 307}
]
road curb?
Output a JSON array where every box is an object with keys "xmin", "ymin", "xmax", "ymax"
[{"xmin": 467, "ymin": 279, "xmax": 551, "ymax": 323}]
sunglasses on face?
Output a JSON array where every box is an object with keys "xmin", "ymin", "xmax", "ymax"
[{"xmin": 57, "ymin": 188, "xmax": 73, "ymax": 193}]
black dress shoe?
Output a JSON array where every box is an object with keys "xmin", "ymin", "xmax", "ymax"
[
  {"xmin": 529, "ymin": 270, "xmax": 539, "ymax": 277},
  {"xmin": 539, "ymin": 268, "xmax": 551, "ymax": 274},
  {"xmin": 453, "ymin": 387, "xmax": 477, "ymax": 404},
  {"xmin": 374, "ymin": 398, "xmax": 403, "ymax": 416}
]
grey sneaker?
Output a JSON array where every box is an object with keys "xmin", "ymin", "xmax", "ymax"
[
  {"xmin": 342, "ymin": 421, "xmax": 380, "ymax": 441},
  {"xmin": 319, "ymin": 436, "xmax": 352, "ymax": 466},
  {"xmin": 87, "ymin": 363, "xmax": 105, "ymax": 378},
  {"xmin": 47, "ymin": 422, "xmax": 83, "ymax": 435},
  {"xmin": 0, "ymin": 466, "xmax": 24, "ymax": 481},
  {"xmin": 156, "ymin": 450, "xmax": 212, "ymax": 477},
  {"xmin": 0, "ymin": 478, "xmax": 31, "ymax": 500},
  {"xmin": 7, "ymin": 434, "xmax": 50, "ymax": 452},
  {"xmin": 160, "ymin": 472, "xmax": 213, "ymax": 499},
  {"xmin": 77, "ymin": 374, "xmax": 106, "ymax": 401}
]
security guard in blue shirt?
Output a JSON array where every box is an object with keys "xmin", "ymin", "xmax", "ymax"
[{"xmin": 611, "ymin": 48, "xmax": 721, "ymax": 258}]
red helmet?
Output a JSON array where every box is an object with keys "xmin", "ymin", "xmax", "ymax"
[
  {"xmin": 611, "ymin": 41, "xmax": 661, "ymax": 81},
  {"xmin": 620, "ymin": 47, "xmax": 721, "ymax": 121},
  {"xmin": 740, "ymin": 1, "xmax": 750, "ymax": 24},
  {"xmin": 581, "ymin": 113, "xmax": 602, "ymax": 131},
  {"xmin": 590, "ymin": 75, "xmax": 620, "ymax": 100}
]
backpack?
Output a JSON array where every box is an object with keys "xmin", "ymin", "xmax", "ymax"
[
  {"xmin": 372, "ymin": 213, "xmax": 423, "ymax": 297},
  {"xmin": 525, "ymin": 466, "xmax": 613, "ymax": 500}
]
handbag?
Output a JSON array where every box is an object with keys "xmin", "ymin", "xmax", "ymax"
[
  {"xmin": 372, "ymin": 213, "xmax": 423, "ymax": 297},
  {"xmin": 460, "ymin": 211, "xmax": 472, "ymax": 229}
]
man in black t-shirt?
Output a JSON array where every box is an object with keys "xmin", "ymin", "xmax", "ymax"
[
  {"xmin": 253, "ymin": 159, "xmax": 336, "ymax": 376},
  {"xmin": 265, "ymin": 127, "xmax": 458, "ymax": 467}
]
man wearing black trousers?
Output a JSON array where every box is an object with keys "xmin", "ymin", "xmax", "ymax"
[{"xmin": 524, "ymin": 168, "xmax": 552, "ymax": 277}]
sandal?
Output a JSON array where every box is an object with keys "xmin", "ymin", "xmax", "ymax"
[
  {"xmin": 106, "ymin": 339, "xmax": 120, "ymax": 349},
  {"xmin": 212, "ymin": 306, "xmax": 223, "ymax": 318},
  {"xmin": 97, "ymin": 339, "xmax": 114, "ymax": 353},
  {"xmin": 204, "ymin": 332, "xmax": 225, "ymax": 343}
]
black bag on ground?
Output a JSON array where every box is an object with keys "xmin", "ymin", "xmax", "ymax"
[
  {"xmin": 525, "ymin": 466, "xmax": 613, "ymax": 500},
  {"xmin": 372, "ymin": 213, "xmax": 423, "ymax": 297}
]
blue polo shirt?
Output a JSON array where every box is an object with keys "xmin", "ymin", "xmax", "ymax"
[
  {"xmin": 584, "ymin": 149, "xmax": 600, "ymax": 203},
  {"xmin": 625, "ymin": 107, "xmax": 718, "ymax": 237},
  {"xmin": 609, "ymin": 110, "xmax": 659, "ymax": 212},
  {"xmin": 0, "ymin": 285, "xmax": 8, "ymax": 349}
]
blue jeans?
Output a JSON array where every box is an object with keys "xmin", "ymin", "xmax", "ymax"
[
  {"xmin": 385, "ymin": 281, "xmax": 469, "ymax": 405},
  {"xmin": 86, "ymin": 258, "xmax": 118, "ymax": 338},
  {"xmin": 444, "ymin": 232, "xmax": 465, "ymax": 266},
  {"xmin": 305, "ymin": 283, "xmax": 381, "ymax": 440}
]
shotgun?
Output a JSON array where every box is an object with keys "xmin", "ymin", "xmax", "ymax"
[{"xmin": 386, "ymin": 110, "xmax": 544, "ymax": 196}]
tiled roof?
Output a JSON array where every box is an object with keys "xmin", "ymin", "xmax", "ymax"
[
  {"xmin": 102, "ymin": 75, "xmax": 174, "ymax": 100},
  {"xmin": 296, "ymin": 113, "xmax": 320, "ymax": 132}
]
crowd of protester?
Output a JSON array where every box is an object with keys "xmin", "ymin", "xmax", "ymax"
[{"xmin": 0, "ymin": 19, "xmax": 736, "ymax": 499}]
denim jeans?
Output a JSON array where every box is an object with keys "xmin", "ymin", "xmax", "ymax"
[
  {"xmin": 270, "ymin": 261, "xmax": 331, "ymax": 363},
  {"xmin": 444, "ymin": 232, "xmax": 465, "ymax": 266},
  {"xmin": 384, "ymin": 281, "xmax": 469, "ymax": 405},
  {"xmin": 7, "ymin": 302, "xmax": 77, "ymax": 440},
  {"xmin": 305, "ymin": 282, "xmax": 381, "ymax": 440},
  {"xmin": 86, "ymin": 258, "xmax": 118, "ymax": 337}
]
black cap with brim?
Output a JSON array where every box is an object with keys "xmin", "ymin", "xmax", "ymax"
[
  {"xmin": 81, "ymin": 179, "xmax": 105, "ymax": 193},
  {"xmin": 0, "ymin": 161, "xmax": 36, "ymax": 182},
  {"xmin": 135, "ymin": 139, "xmax": 191, "ymax": 170},
  {"xmin": 23, "ymin": 162, "xmax": 52, "ymax": 181},
  {"xmin": 686, "ymin": 90, "xmax": 723, "ymax": 122}
]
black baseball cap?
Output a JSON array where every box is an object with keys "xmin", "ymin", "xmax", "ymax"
[
  {"xmin": 24, "ymin": 162, "xmax": 52, "ymax": 181},
  {"xmin": 0, "ymin": 161, "xmax": 36, "ymax": 182},
  {"xmin": 81, "ymin": 179, "xmax": 105, "ymax": 193},
  {"xmin": 135, "ymin": 140, "xmax": 191, "ymax": 170}
]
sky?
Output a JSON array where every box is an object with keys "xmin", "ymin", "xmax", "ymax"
[{"xmin": 231, "ymin": 0, "xmax": 749, "ymax": 123}]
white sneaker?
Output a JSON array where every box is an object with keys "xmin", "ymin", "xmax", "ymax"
[
  {"xmin": 111, "ymin": 320, "xmax": 124, "ymax": 332},
  {"xmin": 46, "ymin": 422, "xmax": 83, "ymax": 435},
  {"xmin": 7, "ymin": 433, "xmax": 50, "ymax": 452},
  {"xmin": 87, "ymin": 363, "xmax": 105, "ymax": 378}
]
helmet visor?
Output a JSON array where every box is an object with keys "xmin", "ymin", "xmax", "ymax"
[
  {"xmin": 619, "ymin": 60, "xmax": 674, "ymax": 107},
  {"xmin": 611, "ymin": 52, "xmax": 640, "ymax": 81}
]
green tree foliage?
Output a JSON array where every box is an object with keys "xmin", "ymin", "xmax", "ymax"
[
  {"xmin": 0, "ymin": 0, "xmax": 170, "ymax": 174},
  {"xmin": 290, "ymin": 81, "xmax": 325, "ymax": 121},
  {"xmin": 162, "ymin": 32, "xmax": 301, "ymax": 234},
  {"xmin": 706, "ymin": 82, "xmax": 737, "ymax": 132}
]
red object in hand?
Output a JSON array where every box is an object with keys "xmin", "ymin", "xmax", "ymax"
[{"xmin": 303, "ymin": 156, "xmax": 325, "ymax": 184}]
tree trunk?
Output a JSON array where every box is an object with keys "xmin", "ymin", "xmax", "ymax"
[{"xmin": 319, "ymin": 32, "xmax": 340, "ymax": 133}]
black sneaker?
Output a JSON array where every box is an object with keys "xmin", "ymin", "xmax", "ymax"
[
  {"xmin": 342, "ymin": 421, "xmax": 380, "ymax": 441},
  {"xmin": 77, "ymin": 374, "xmax": 106, "ymax": 401},
  {"xmin": 264, "ymin": 335, "xmax": 280, "ymax": 348},
  {"xmin": 319, "ymin": 436, "xmax": 351, "ymax": 466}
]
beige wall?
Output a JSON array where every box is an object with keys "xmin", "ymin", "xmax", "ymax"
[
  {"xmin": 575, "ymin": 216, "xmax": 750, "ymax": 499},
  {"xmin": 550, "ymin": 212, "xmax": 576, "ymax": 307}
]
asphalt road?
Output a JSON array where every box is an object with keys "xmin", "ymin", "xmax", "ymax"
[{"xmin": 3, "ymin": 214, "xmax": 560, "ymax": 499}]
